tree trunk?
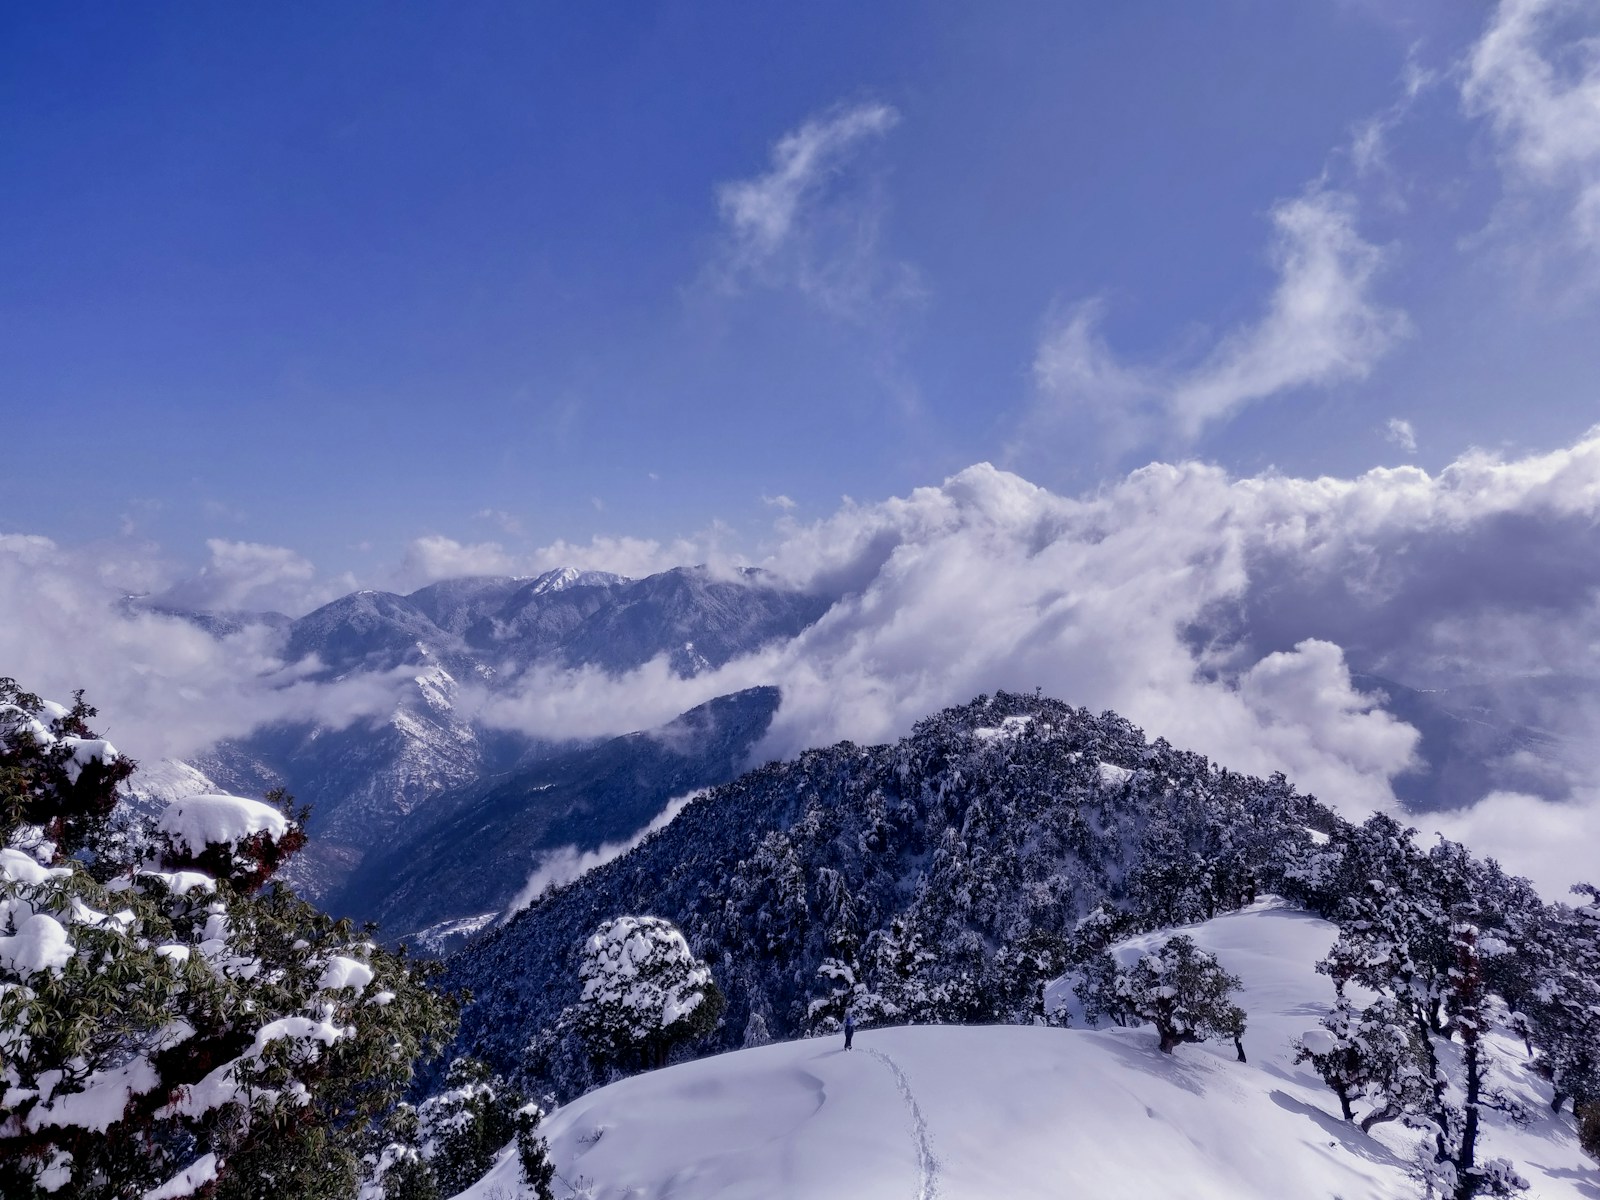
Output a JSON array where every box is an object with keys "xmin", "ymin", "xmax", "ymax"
[
  {"xmin": 1359, "ymin": 1101, "xmax": 1401, "ymax": 1133},
  {"xmin": 1453, "ymin": 1038, "xmax": 1482, "ymax": 1200}
]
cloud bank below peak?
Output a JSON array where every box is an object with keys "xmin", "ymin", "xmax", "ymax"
[{"xmin": 8, "ymin": 429, "xmax": 1600, "ymax": 896}]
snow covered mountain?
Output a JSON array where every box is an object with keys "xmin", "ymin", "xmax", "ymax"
[
  {"xmin": 442, "ymin": 692, "xmax": 1331, "ymax": 1097},
  {"xmin": 454, "ymin": 901, "xmax": 1595, "ymax": 1200},
  {"xmin": 142, "ymin": 566, "xmax": 827, "ymax": 900},
  {"xmin": 329, "ymin": 686, "xmax": 783, "ymax": 946}
]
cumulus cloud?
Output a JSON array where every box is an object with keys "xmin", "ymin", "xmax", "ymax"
[
  {"xmin": 1428, "ymin": 789, "xmax": 1600, "ymax": 899},
  {"xmin": 13, "ymin": 430, "xmax": 1600, "ymax": 897},
  {"xmin": 713, "ymin": 101, "xmax": 921, "ymax": 322},
  {"xmin": 456, "ymin": 429, "xmax": 1600, "ymax": 898},
  {"xmin": 1030, "ymin": 189, "xmax": 1408, "ymax": 443},
  {"xmin": 395, "ymin": 536, "xmax": 521, "ymax": 588},
  {"xmin": 154, "ymin": 539, "xmax": 354, "ymax": 616},
  {"xmin": 0, "ymin": 535, "xmax": 407, "ymax": 764},
  {"xmin": 1462, "ymin": 0, "xmax": 1600, "ymax": 256}
]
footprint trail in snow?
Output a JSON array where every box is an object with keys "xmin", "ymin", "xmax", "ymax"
[{"xmin": 864, "ymin": 1046, "xmax": 939, "ymax": 1200}]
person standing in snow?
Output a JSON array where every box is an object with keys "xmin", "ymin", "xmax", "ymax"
[{"xmin": 844, "ymin": 1010, "xmax": 855, "ymax": 1051}]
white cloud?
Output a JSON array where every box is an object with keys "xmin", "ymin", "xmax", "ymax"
[
  {"xmin": 395, "ymin": 536, "xmax": 519, "ymax": 589},
  {"xmin": 501, "ymin": 789, "xmax": 705, "ymax": 919},
  {"xmin": 0, "ymin": 535, "xmax": 406, "ymax": 764},
  {"xmin": 1030, "ymin": 189, "xmax": 1408, "ymax": 443},
  {"xmin": 1169, "ymin": 191, "xmax": 1409, "ymax": 435},
  {"xmin": 394, "ymin": 524, "xmax": 741, "ymax": 590},
  {"xmin": 718, "ymin": 101, "xmax": 898, "ymax": 263},
  {"xmin": 713, "ymin": 101, "xmax": 921, "ymax": 322},
  {"xmin": 155, "ymin": 539, "xmax": 353, "ymax": 616},
  {"xmin": 1428, "ymin": 790, "xmax": 1600, "ymax": 899},
  {"xmin": 461, "ymin": 428, "xmax": 1600, "ymax": 897},
  {"xmin": 1462, "ymin": 0, "xmax": 1600, "ymax": 256},
  {"xmin": 762, "ymin": 494, "xmax": 797, "ymax": 511},
  {"xmin": 474, "ymin": 509, "xmax": 524, "ymax": 536},
  {"xmin": 1349, "ymin": 48, "xmax": 1439, "ymax": 182},
  {"xmin": 14, "ymin": 430, "xmax": 1600, "ymax": 898},
  {"xmin": 1384, "ymin": 416, "xmax": 1418, "ymax": 452}
]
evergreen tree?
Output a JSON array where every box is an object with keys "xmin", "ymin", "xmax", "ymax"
[
  {"xmin": 1113, "ymin": 935, "xmax": 1246, "ymax": 1055},
  {"xmin": 1296, "ymin": 995, "xmax": 1431, "ymax": 1130},
  {"xmin": 573, "ymin": 915, "xmax": 725, "ymax": 1070}
]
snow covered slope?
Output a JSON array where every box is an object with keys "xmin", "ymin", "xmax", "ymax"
[{"xmin": 456, "ymin": 901, "xmax": 1595, "ymax": 1199}]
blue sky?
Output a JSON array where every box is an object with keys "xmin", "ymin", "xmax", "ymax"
[{"xmin": 3, "ymin": 1, "xmax": 1597, "ymax": 584}]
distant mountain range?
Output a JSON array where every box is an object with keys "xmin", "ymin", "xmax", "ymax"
[{"xmin": 130, "ymin": 566, "xmax": 827, "ymax": 906}]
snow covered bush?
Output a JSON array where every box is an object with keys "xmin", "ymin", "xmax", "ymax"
[
  {"xmin": 0, "ymin": 679, "xmax": 457, "ymax": 1199},
  {"xmin": 574, "ymin": 915, "xmax": 724, "ymax": 1070},
  {"xmin": 360, "ymin": 1056, "xmax": 554, "ymax": 1199},
  {"xmin": 1295, "ymin": 995, "xmax": 1431, "ymax": 1129},
  {"xmin": 1, "ymin": 679, "xmax": 133, "ymax": 856},
  {"xmin": 1578, "ymin": 1100, "xmax": 1599, "ymax": 1160},
  {"xmin": 1115, "ymin": 935, "xmax": 1247, "ymax": 1057}
]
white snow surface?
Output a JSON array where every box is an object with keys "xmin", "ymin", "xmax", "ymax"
[
  {"xmin": 0, "ymin": 912, "xmax": 74, "ymax": 975},
  {"xmin": 455, "ymin": 901, "xmax": 1596, "ymax": 1199},
  {"xmin": 154, "ymin": 793, "xmax": 289, "ymax": 854},
  {"xmin": 317, "ymin": 954, "xmax": 374, "ymax": 994},
  {"xmin": 142, "ymin": 1152, "xmax": 218, "ymax": 1200}
]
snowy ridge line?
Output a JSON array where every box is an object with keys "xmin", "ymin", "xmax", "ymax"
[{"xmin": 864, "ymin": 1044, "xmax": 940, "ymax": 1200}]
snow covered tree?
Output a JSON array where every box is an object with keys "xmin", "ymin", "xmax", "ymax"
[
  {"xmin": 415, "ymin": 1057, "xmax": 523, "ymax": 1196},
  {"xmin": 0, "ymin": 679, "xmax": 133, "ymax": 856},
  {"xmin": 574, "ymin": 915, "xmax": 724, "ymax": 1070},
  {"xmin": 1296, "ymin": 995, "xmax": 1431, "ymax": 1129},
  {"xmin": 1309, "ymin": 839, "xmax": 1538, "ymax": 1199},
  {"xmin": 741, "ymin": 1010, "xmax": 772, "ymax": 1048},
  {"xmin": 1527, "ymin": 885, "xmax": 1600, "ymax": 1117},
  {"xmin": 1115, "ymin": 935, "xmax": 1246, "ymax": 1056},
  {"xmin": 1072, "ymin": 950, "xmax": 1130, "ymax": 1028},
  {"xmin": 0, "ymin": 680, "xmax": 458, "ymax": 1200}
]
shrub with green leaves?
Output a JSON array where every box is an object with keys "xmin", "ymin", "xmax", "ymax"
[{"xmin": 0, "ymin": 679, "xmax": 458, "ymax": 1199}]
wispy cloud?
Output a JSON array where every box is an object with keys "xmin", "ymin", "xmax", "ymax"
[
  {"xmin": 1384, "ymin": 416, "xmax": 1418, "ymax": 453},
  {"xmin": 502, "ymin": 789, "xmax": 705, "ymax": 919},
  {"xmin": 1029, "ymin": 188, "xmax": 1409, "ymax": 445},
  {"xmin": 712, "ymin": 101, "xmax": 922, "ymax": 322},
  {"xmin": 474, "ymin": 508, "xmax": 524, "ymax": 536},
  {"xmin": 1462, "ymin": 0, "xmax": 1600, "ymax": 260}
]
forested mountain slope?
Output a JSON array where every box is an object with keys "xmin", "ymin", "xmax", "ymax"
[{"xmin": 446, "ymin": 692, "xmax": 1329, "ymax": 1097}]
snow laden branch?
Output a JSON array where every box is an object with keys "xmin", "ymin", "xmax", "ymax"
[{"xmin": 0, "ymin": 678, "xmax": 458, "ymax": 1200}]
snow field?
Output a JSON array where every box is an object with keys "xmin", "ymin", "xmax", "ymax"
[{"xmin": 455, "ymin": 901, "xmax": 1597, "ymax": 1199}]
